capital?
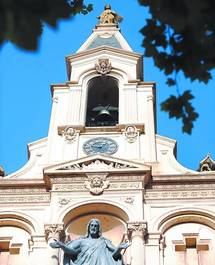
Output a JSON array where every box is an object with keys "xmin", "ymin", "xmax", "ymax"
[
  {"xmin": 127, "ymin": 221, "xmax": 147, "ymax": 239},
  {"xmin": 44, "ymin": 223, "xmax": 64, "ymax": 241}
]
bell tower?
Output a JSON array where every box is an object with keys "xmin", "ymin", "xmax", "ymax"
[
  {"xmin": 46, "ymin": 5, "xmax": 157, "ymax": 164},
  {"xmin": 3, "ymin": 5, "xmax": 215, "ymax": 265}
]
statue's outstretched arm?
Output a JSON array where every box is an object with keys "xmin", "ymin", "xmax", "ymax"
[
  {"xmin": 112, "ymin": 242, "xmax": 130, "ymax": 260},
  {"xmin": 50, "ymin": 240, "xmax": 80, "ymax": 255}
]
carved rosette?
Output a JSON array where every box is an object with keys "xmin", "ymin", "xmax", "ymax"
[
  {"xmin": 84, "ymin": 173, "xmax": 109, "ymax": 195},
  {"xmin": 95, "ymin": 59, "xmax": 112, "ymax": 75},
  {"xmin": 127, "ymin": 221, "xmax": 147, "ymax": 239},
  {"xmin": 44, "ymin": 224, "xmax": 65, "ymax": 242},
  {"xmin": 63, "ymin": 126, "xmax": 77, "ymax": 143}
]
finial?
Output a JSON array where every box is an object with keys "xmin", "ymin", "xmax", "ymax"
[{"xmin": 97, "ymin": 4, "xmax": 123, "ymax": 25}]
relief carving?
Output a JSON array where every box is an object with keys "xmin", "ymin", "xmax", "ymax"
[
  {"xmin": 124, "ymin": 125, "xmax": 138, "ymax": 143},
  {"xmin": 84, "ymin": 174, "xmax": 109, "ymax": 195},
  {"xmin": 127, "ymin": 222, "xmax": 147, "ymax": 239},
  {"xmin": 44, "ymin": 224, "xmax": 64, "ymax": 241},
  {"xmin": 124, "ymin": 197, "xmax": 135, "ymax": 204},
  {"xmin": 58, "ymin": 198, "xmax": 71, "ymax": 207},
  {"xmin": 145, "ymin": 189, "xmax": 215, "ymax": 200},
  {"xmin": 0, "ymin": 195, "xmax": 50, "ymax": 203},
  {"xmin": 58, "ymin": 159, "xmax": 134, "ymax": 171},
  {"xmin": 95, "ymin": 59, "xmax": 112, "ymax": 75},
  {"xmin": 63, "ymin": 126, "xmax": 77, "ymax": 143}
]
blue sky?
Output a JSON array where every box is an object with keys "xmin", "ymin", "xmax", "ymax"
[{"xmin": 0, "ymin": 0, "xmax": 215, "ymax": 174}]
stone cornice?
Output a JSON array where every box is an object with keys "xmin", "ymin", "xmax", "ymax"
[
  {"xmin": 152, "ymin": 173, "xmax": 215, "ymax": 182},
  {"xmin": 0, "ymin": 179, "xmax": 46, "ymax": 189}
]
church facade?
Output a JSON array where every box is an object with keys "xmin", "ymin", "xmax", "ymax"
[{"xmin": 1, "ymin": 6, "xmax": 215, "ymax": 265}]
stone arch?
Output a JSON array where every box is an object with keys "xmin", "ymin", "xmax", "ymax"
[
  {"xmin": 85, "ymin": 75, "xmax": 119, "ymax": 126},
  {"xmin": 0, "ymin": 210, "xmax": 42, "ymax": 234},
  {"xmin": 58, "ymin": 201, "xmax": 130, "ymax": 246},
  {"xmin": 79, "ymin": 70, "xmax": 127, "ymax": 126},
  {"xmin": 153, "ymin": 208, "xmax": 215, "ymax": 234},
  {"xmin": 155, "ymin": 208, "xmax": 215, "ymax": 265}
]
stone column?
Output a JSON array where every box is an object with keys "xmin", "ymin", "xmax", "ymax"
[
  {"xmin": 44, "ymin": 223, "xmax": 64, "ymax": 265},
  {"xmin": 127, "ymin": 221, "xmax": 147, "ymax": 265},
  {"xmin": 145, "ymin": 233, "xmax": 162, "ymax": 265}
]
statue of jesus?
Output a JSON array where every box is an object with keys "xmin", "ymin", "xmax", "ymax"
[{"xmin": 50, "ymin": 218, "xmax": 130, "ymax": 265}]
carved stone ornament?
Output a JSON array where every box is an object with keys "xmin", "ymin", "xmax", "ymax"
[
  {"xmin": 124, "ymin": 125, "xmax": 138, "ymax": 143},
  {"xmin": 124, "ymin": 197, "xmax": 135, "ymax": 204},
  {"xmin": 44, "ymin": 224, "xmax": 64, "ymax": 241},
  {"xmin": 127, "ymin": 222, "xmax": 147, "ymax": 239},
  {"xmin": 63, "ymin": 126, "xmax": 77, "ymax": 143},
  {"xmin": 58, "ymin": 198, "xmax": 71, "ymax": 207},
  {"xmin": 95, "ymin": 59, "xmax": 112, "ymax": 75},
  {"xmin": 59, "ymin": 159, "xmax": 134, "ymax": 171},
  {"xmin": 84, "ymin": 173, "xmax": 109, "ymax": 195}
]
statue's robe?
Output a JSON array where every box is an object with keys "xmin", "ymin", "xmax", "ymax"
[{"xmin": 63, "ymin": 237, "xmax": 123, "ymax": 265}]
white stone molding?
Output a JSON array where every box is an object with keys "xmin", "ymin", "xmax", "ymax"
[{"xmin": 151, "ymin": 207, "xmax": 215, "ymax": 233}]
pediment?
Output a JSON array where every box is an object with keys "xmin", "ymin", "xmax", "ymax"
[{"xmin": 43, "ymin": 154, "xmax": 151, "ymax": 175}]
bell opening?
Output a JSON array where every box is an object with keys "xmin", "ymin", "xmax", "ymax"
[{"xmin": 86, "ymin": 76, "xmax": 119, "ymax": 127}]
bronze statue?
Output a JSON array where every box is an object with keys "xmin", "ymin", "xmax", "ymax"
[
  {"xmin": 50, "ymin": 218, "xmax": 130, "ymax": 265},
  {"xmin": 98, "ymin": 5, "xmax": 123, "ymax": 24}
]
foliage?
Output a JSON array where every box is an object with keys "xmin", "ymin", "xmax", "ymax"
[
  {"xmin": 161, "ymin": 90, "xmax": 199, "ymax": 134},
  {"xmin": 139, "ymin": 0, "xmax": 215, "ymax": 132},
  {"xmin": 0, "ymin": 0, "xmax": 92, "ymax": 50}
]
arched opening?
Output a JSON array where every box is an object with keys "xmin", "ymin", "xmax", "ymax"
[
  {"xmin": 86, "ymin": 76, "xmax": 119, "ymax": 127},
  {"xmin": 62, "ymin": 203, "xmax": 129, "ymax": 245},
  {"xmin": 163, "ymin": 222, "xmax": 215, "ymax": 265},
  {"xmin": 156, "ymin": 211, "xmax": 215, "ymax": 265}
]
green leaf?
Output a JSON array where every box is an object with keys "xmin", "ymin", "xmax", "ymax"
[{"xmin": 161, "ymin": 90, "xmax": 199, "ymax": 134}]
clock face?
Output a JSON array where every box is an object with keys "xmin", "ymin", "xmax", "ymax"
[{"xmin": 83, "ymin": 137, "xmax": 118, "ymax": 155}]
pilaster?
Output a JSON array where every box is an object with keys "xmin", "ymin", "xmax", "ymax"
[
  {"xmin": 145, "ymin": 232, "xmax": 162, "ymax": 265},
  {"xmin": 44, "ymin": 224, "xmax": 64, "ymax": 265},
  {"xmin": 127, "ymin": 221, "xmax": 147, "ymax": 265}
]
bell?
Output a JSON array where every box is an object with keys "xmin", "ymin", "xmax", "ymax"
[{"xmin": 96, "ymin": 109, "xmax": 113, "ymax": 122}]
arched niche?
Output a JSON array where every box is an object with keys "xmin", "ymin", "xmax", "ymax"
[
  {"xmin": 163, "ymin": 222, "xmax": 215, "ymax": 265},
  {"xmin": 85, "ymin": 76, "xmax": 119, "ymax": 127},
  {"xmin": 62, "ymin": 203, "xmax": 129, "ymax": 246},
  {"xmin": 156, "ymin": 211, "xmax": 215, "ymax": 265}
]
